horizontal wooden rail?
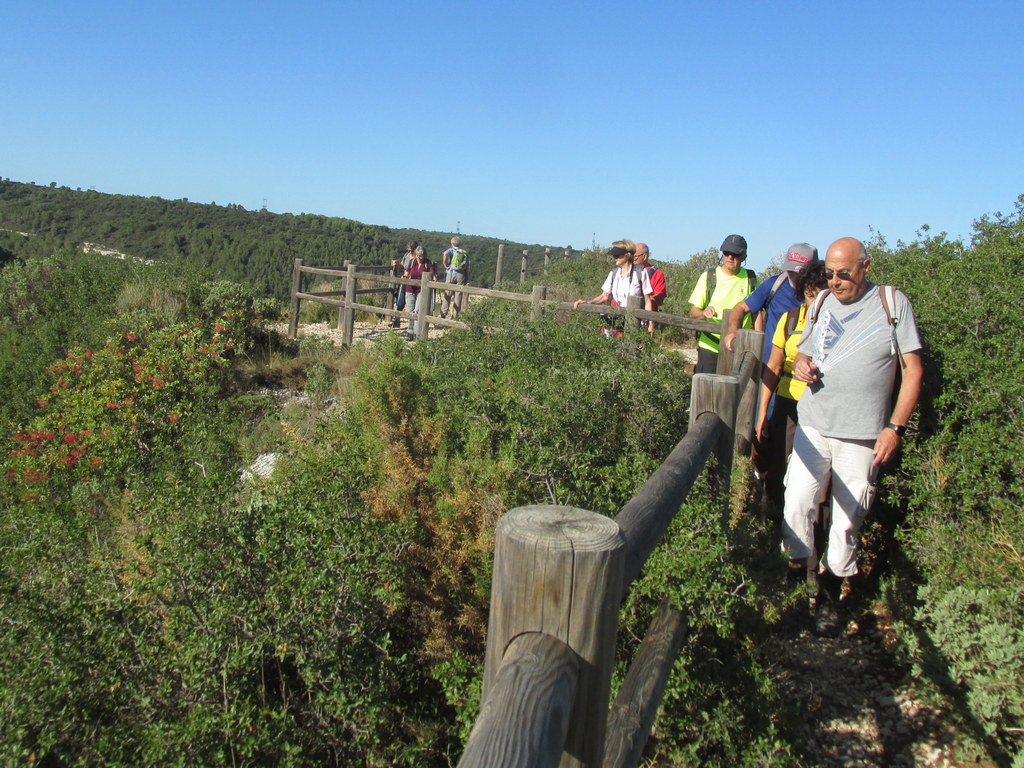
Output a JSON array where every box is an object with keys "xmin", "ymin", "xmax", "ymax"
[
  {"xmin": 459, "ymin": 632, "xmax": 579, "ymax": 768},
  {"xmin": 604, "ymin": 597, "xmax": 689, "ymax": 768},
  {"xmin": 291, "ymin": 260, "xmax": 736, "ymax": 339},
  {"xmin": 615, "ymin": 410, "xmax": 722, "ymax": 593}
]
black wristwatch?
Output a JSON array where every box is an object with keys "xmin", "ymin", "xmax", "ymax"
[{"xmin": 887, "ymin": 422, "xmax": 907, "ymax": 437}]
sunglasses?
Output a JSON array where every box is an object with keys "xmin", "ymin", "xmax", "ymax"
[
  {"xmin": 824, "ymin": 269, "xmax": 855, "ymax": 281},
  {"xmin": 722, "ymin": 252, "xmax": 745, "ymax": 259}
]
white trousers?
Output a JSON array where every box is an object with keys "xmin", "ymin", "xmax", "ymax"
[{"xmin": 782, "ymin": 425, "xmax": 879, "ymax": 577}]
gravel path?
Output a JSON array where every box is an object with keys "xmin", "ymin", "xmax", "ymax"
[{"xmin": 769, "ymin": 607, "xmax": 986, "ymax": 767}]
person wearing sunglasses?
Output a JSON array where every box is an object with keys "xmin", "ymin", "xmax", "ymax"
[
  {"xmin": 574, "ymin": 240, "xmax": 654, "ymax": 336},
  {"xmin": 687, "ymin": 234, "xmax": 759, "ymax": 373},
  {"xmin": 782, "ymin": 237, "xmax": 923, "ymax": 636}
]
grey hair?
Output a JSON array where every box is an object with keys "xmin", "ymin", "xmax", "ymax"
[
  {"xmin": 414, "ymin": 245, "xmax": 426, "ymax": 257},
  {"xmin": 450, "ymin": 236, "xmax": 460, "ymax": 247}
]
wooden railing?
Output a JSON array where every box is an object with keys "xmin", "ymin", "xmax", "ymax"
[
  {"xmin": 287, "ymin": 259, "xmax": 759, "ymax": 368},
  {"xmin": 287, "ymin": 258, "xmax": 766, "ymax": 766},
  {"xmin": 459, "ymin": 350, "xmax": 760, "ymax": 768}
]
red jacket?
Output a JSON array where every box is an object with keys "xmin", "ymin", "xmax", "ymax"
[{"xmin": 405, "ymin": 259, "xmax": 436, "ymax": 293}]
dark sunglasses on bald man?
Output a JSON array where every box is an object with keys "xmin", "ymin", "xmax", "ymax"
[{"xmin": 824, "ymin": 269, "xmax": 855, "ymax": 281}]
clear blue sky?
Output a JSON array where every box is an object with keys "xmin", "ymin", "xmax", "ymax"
[{"xmin": 4, "ymin": 0, "xmax": 1021, "ymax": 271}]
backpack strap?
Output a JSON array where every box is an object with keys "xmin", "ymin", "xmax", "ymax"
[
  {"xmin": 767, "ymin": 272, "xmax": 789, "ymax": 304},
  {"xmin": 784, "ymin": 306, "xmax": 800, "ymax": 339},
  {"xmin": 703, "ymin": 267, "xmax": 716, "ymax": 307},
  {"xmin": 808, "ymin": 289, "xmax": 832, "ymax": 325},
  {"xmin": 878, "ymin": 285, "xmax": 907, "ymax": 369}
]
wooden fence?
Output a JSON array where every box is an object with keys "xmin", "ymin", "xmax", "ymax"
[
  {"xmin": 457, "ymin": 351, "xmax": 759, "ymax": 768},
  {"xmin": 286, "ymin": 258, "xmax": 760, "ymax": 375},
  {"xmin": 287, "ymin": 258, "xmax": 766, "ymax": 766}
]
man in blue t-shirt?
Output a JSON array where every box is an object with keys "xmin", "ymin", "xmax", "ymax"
[{"xmin": 722, "ymin": 242, "xmax": 818, "ymax": 361}]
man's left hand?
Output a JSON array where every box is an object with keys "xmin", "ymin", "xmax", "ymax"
[{"xmin": 872, "ymin": 428, "xmax": 901, "ymax": 466}]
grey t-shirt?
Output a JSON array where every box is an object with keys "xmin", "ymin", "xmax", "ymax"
[{"xmin": 797, "ymin": 284, "xmax": 922, "ymax": 439}]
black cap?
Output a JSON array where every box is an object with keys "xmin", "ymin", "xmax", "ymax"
[{"xmin": 720, "ymin": 234, "xmax": 747, "ymax": 256}]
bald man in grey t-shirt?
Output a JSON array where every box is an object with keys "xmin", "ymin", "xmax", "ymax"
[{"xmin": 783, "ymin": 237, "xmax": 923, "ymax": 635}]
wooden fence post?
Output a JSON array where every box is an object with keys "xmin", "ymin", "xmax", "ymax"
[
  {"xmin": 544, "ymin": 247, "xmax": 552, "ymax": 271},
  {"xmin": 495, "ymin": 243, "xmax": 505, "ymax": 285},
  {"xmin": 714, "ymin": 309, "xmax": 734, "ymax": 374},
  {"xmin": 732, "ymin": 328, "xmax": 764, "ymax": 457},
  {"xmin": 337, "ymin": 259, "xmax": 351, "ymax": 329},
  {"xmin": 520, "ymin": 250, "xmax": 529, "ymax": 284},
  {"xmin": 484, "ymin": 506, "xmax": 625, "ymax": 767},
  {"xmin": 627, "ymin": 295, "xmax": 642, "ymax": 328},
  {"xmin": 415, "ymin": 272, "xmax": 432, "ymax": 339},
  {"xmin": 689, "ymin": 372, "xmax": 741, "ymax": 492},
  {"xmin": 341, "ymin": 263, "xmax": 356, "ymax": 347},
  {"xmin": 531, "ymin": 284, "xmax": 547, "ymax": 321},
  {"xmin": 288, "ymin": 258, "xmax": 303, "ymax": 339}
]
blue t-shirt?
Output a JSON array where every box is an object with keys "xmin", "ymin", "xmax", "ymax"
[{"xmin": 744, "ymin": 273, "xmax": 801, "ymax": 360}]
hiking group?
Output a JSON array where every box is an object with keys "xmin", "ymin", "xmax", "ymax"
[
  {"xmin": 573, "ymin": 235, "xmax": 922, "ymax": 636},
  {"xmin": 686, "ymin": 233, "xmax": 923, "ymax": 636},
  {"xmin": 390, "ymin": 236, "xmax": 470, "ymax": 340}
]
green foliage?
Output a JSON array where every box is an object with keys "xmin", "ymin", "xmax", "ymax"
[
  {"xmin": 868, "ymin": 196, "xmax": 1024, "ymax": 755},
  {"xmin": 912, "ymin": 586, "xmax": 1024, "ymax": 738},
  {"xmin": 617, "ymin": 471, "xmax": 801, "ymax": 766},
  {"xmin": 0, "ymin": 251, "xmax": 134, "ymax": 428}
]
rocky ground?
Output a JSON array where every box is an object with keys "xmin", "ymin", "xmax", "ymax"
[{"xmin": 769, "ymin": 604, "xmax": 985, "ymax": 768}]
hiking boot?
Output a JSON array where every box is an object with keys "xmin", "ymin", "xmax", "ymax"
[{"xmin": 814, "ymin": 600, "xmax": 841, "ymax": 637}]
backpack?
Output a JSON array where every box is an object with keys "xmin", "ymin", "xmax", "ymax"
[{"xmin": 449, "ymin": 247, "xmax": 468, "ymax": 271}]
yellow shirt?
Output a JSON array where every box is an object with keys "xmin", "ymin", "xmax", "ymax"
[{"xmin": 772, "ymin": 304, "xmax": 809, "ymax": 401}]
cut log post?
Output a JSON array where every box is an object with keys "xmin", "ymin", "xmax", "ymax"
[
  {"xmin": 415, "ymin": 272, "xmax": 432, "ymax": 339},
  {"xmin": 341, "ymin": 262, "xmax": 356, "ymax": 347},
  {"xmin": 495, "ymin": 243, "xmax": 505, "ymax": 285},
  {"xmin": 287, "ymin": 258, "xmax": 303, "ymax": 339},
  {"xmin": 337, "ymin": 259, "xmax": 351, "ymax": 329},
  {"xmin": 731, "ymin": 330, "xmax": 763, "ymax": 457},
  {"xmin": 689, "ymin": 371, "xmax": 741, "ymax": 493},
  {"xmin": 483, "ymin": 505, "xmax": 625, "ymax": 768},
  {"xmin": 520, "ymin": 250, "xmax": 529, "ymax": 284},
  {"xmin": 531, "ymin": 284, "xmax": 547, "ymax": 321}
]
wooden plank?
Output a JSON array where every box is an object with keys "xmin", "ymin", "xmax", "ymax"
[
  {"xmin": 459, "ymin": 632, "xmax": 579, "ymax": 768},
  {"xmin": 604, "ymin": 598, "xmax": 689, "ymax": 768},
  {"xmin": 615, "ymin": 412, "xmax": 720, "ymax": 592}
]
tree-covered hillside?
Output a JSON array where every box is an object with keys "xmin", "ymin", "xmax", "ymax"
[{"xmin": 0, "ymin": 180, "xmax": 561, "ymax": 299}]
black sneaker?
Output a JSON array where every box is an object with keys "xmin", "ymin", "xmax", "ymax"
[{"xmin": 814, "ymin": 600, "xmax": 841, "ymax": 637}]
